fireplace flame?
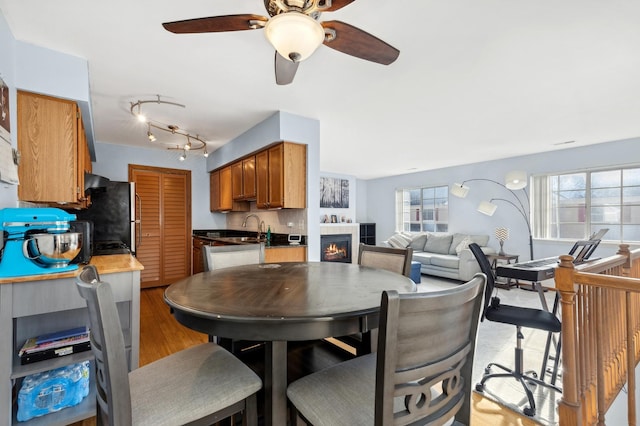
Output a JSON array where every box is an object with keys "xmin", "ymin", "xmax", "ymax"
[{"xmin": 324, "ymin": 243, "xmax": 347, "ymax": 260}]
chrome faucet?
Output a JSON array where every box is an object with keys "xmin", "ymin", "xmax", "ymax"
[{"xmin": 242, "ymin": 214, "xmax": 265, "ymax": 241}]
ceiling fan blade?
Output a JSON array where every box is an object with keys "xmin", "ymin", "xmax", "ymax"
[
  {"xmin": 162, "ymin": 15, "xmax": 268, "ymax": 34},
  {"xmin": 275, "ymin": 52, "xmax": 299, "ymax": 85},
  {"xmin": 321, "ymin": 0, "xmax": 356, "ymax": 11},
  {"xmin": 321, "ymin": 20, "xmax": 399, "ymax": 65}
]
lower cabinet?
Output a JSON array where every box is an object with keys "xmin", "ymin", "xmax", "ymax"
[
  {"xmin": 0, "ymin": 268, "xmax": 141, "ymax": 426},
  {"xmin": 264, "ymin": 246, "xmax": 307, "ymax": 263}
]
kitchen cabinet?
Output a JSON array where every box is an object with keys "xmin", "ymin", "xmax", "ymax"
[
  {"xmin": 17, "ymin": 91, "xmax": 92, "ymax": 209},
  {"xmin": 231, "ymin": 156, "xmax": 256, "ymax": 200},
  {"xmin": 256, "ymin": 142, "xmax": 306, "ymax": 209},
  {"xmin": 0, "ymin": 257, "xmax": 142, "ymax": 426},
  {"xmin": 264, "ymin": 246, "xmax": 307, "ymax": 263},
  {"xmin": 210, "ymin": 166, "xmax": 248, "ymax": 213}
]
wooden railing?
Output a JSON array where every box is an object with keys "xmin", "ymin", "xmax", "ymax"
[{"xmin": 556, "ymin": 244, "xmax": 640, "ymax": 425}]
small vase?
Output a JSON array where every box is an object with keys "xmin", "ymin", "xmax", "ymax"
[{"xmin": 499, "ymin": 240, "xmax": 505, "ymax": 256}]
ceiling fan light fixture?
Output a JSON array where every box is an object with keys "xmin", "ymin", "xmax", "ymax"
[{"xmin": 264, "ymin": 12, "xmax": 324, "ymax": 62}]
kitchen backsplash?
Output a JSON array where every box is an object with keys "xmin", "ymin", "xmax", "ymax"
[{"xmin": 226, "ymin": 208, "xmax": 307, "ymax": 236}]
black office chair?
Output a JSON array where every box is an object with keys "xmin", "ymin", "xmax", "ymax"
[{"xmin": 468, "ymin": 243, "xmax": 561, "ymax": 417}]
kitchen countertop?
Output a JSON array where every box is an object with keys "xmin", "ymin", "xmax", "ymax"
[
  {"xmin": 193, "ymin": 229, "xmax": 307, "ymax": 248},
  {"xmin": 0, "ymin": 254, "xmax": 144, "ymax": 284}
]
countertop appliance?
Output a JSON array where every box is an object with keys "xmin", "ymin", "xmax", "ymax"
[
  {"xmin": 73, "ymin": 180, "xmax": 139, "ymax": 256},
  {"xmin": 0, "ymin": 208, "xmax": 82, "ymax": 278}
]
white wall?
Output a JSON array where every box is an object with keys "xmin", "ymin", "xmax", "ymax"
[{"xmin": 362, "ymin": 137, "xmax": 640, "ymax": 261}]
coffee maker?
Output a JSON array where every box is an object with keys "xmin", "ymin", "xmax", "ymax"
[{"xmin": 0, "ymin": 208, "xmax": 83, "ymax": 278}]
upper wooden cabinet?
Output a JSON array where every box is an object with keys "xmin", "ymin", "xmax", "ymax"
[
  {"xmin": 210, "ymin": 165, "xmax": 248, "ymax": 213},
  {"xmin": 231, "ymin": 156, "xmax": 256, "ymax": 200},
  {"xmin": 17, "ymin": 91, "xmax": 92, "ymax": 208},
  {"xmin": 256, "ymin": 142, "xmax": 306, "ymax": 209},
  {"xmin": 211, "ymin": 141, "xmax": 305, "ymax": 212}
]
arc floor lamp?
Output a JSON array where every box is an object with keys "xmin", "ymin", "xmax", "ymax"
[{"xmin": 451, "ymin": 171, "xmax": 534, "ymax": 261}]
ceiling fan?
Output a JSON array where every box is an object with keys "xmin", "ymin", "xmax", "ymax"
[{"xmin": 162, "ymin": 0, "xmax": 400, "ymax": 85}]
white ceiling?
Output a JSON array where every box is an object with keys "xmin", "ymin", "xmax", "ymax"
[{"xmin": 1, "ymin": 0, "xmax": 639, "ymax": 179}]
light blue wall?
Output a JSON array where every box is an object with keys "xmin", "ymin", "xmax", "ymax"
[
  {"xmin": 92, "ymin": 142, "xmax": 219, "ymax": 230},
  {"xmin": 0, "ymin": 10, "xmax": 17, "ymax": 207},
  {"xmin": 363, "ymin": 137, "xmax": 640, "ymax": 260}
]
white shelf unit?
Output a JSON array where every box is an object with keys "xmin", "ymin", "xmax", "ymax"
[{"xmin": 0, "ymin": 270, "xmax": 140, "ymax": 426}]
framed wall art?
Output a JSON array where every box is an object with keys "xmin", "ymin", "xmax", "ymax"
[
  {"xmin": 0, "ymin": 77, "xmax": 10, "ymax": 143},
  {"xmin": 320, "ymin": 177, "xmax": 349, "ymax": 208}
]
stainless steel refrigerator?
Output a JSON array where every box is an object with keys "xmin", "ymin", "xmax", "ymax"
[{"xmin": 74, "ymin": 181, "xmax": 140, "ymax": 255}]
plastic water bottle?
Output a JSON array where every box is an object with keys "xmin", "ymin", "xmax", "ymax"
[{"xmin": 17, "ymin": 361, "xmax": 90, "ymax": 422}]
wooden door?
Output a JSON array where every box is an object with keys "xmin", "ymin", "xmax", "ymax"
[
  {"xmin": 256, "ymin": 149, "xmax": 269, "ymax": 208},
  {"xmin": 243, "ymin": 156, "xmax": 256, "ymax": 199},
  {"xmin": 17, "ymin": 91, "xmax": 79, "ymax": 203},
  {"xmin": 219, "ymin": 165, "xmax": 233, "ymax": 211},
  {"xmin": 130, "ymin": 165, "xmax": 191, "ymax": 288},
  {"xmin": 268, "ymin": 144, "xmax": 284, "ymax": 208},
  {"xmin": 210, "ymin": 170, "xmax": 220, "ymax": 212},
  {"xmin": 231, "ymin": 160, "xmax": 243, "ymax": 200}
]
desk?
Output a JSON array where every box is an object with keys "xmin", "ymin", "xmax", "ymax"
[{"xmin": 164, "ymin": 262, "xmax": 416, "ymax": 426}]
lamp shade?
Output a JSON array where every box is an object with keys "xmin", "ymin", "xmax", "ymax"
[
  {"xmin": 264, "ymin": 12, "xmax": 325, "ymax": 62},
  {"xmin": 450, "ymin": 183, "xmax": 470, "ymax": 198},
  {"xmin": 505, "ymin": 170, "xmax": 527, "ymax": 190},
  {"xmin": 477, "ymin": 201, "xmax": 498, "ymax": 216}
]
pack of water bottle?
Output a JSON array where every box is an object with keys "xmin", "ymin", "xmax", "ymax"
[{"xmin": 16, "ymin": 361, "xmax": 90, "ymax": 422}]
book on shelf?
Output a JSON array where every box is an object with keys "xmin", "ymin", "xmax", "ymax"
[{"xmin": 34, "ymin": 326, "xmax": 88, "ymax": 345}]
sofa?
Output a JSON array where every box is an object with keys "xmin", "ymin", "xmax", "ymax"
[{"xmin": 382, "ymin": 232, "xmax": 496, "ymax": 282}]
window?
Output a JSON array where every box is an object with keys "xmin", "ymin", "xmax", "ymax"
[
  {"xmin": 396, "ymin": 186, "xmax": 448, "ymax": 232},
  {"xmin": 532, "ymin": 166, "xmax": 640, "ymax": 242}
]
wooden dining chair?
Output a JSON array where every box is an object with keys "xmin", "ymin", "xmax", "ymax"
[
  {"xmin": 202, "ymin": 243, "xmax": 264, "ymax": 353},
  {"xmin": 76, "ymin": 265, "xmax": 262, "ymax": 426},
  {"xmin": 287, "ymin": 273, "xmax": 487, "ymax": 426},
  {"xmin": 202, "ymin": 243, "xmax": 264, "ymax": 271},
  {"xmin": 357, "ymin": 243, "xmax": 413, "ymax": 277},
  {"xmin": 332, "ymin": 243, "xmax": 414, "ymax": 356}
]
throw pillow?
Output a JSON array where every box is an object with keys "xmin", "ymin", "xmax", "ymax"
[
  {"xmin": 408, "ymin": 232, "xmax": 429, "ymax": 251},
  {"xmin": 423, "ymin": 233, "xmax": 453, "ymax": 255},
  {"xmin": 387, "ymin": 233, "xmax": 412, "ymax": 249},
  {"xmin": 469, "ymin": 234, "xmax": 490, "ymax": 247},
  {"xmin": 455, "ymin": 236, "xmax": 473, "ymax": 255}
]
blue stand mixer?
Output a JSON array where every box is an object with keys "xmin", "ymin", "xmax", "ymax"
[{"xmin": 0, "ymin": 208, "xmax": 82, "ymax": 278}]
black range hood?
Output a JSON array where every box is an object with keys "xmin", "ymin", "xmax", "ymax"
[{"xmin": 84, "ymin": 172, "xmax": 110, "ymax": 193}]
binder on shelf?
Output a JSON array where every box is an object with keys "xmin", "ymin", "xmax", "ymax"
[
  {"xmin": 20, "ymin": 332, "xmax": 90, "ymax": 357},
  {"xmin": 20, "ymin": 341, "xmax": 92, "ymax": 365}
]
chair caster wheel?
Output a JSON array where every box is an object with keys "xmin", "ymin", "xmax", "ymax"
[
  {"xmin": 523, "ymin": 407, "xmax": 535, "ymax": 417},
  {"xmin": 475, "ymin": 383, "xmax": 484, "ymax": 392}
]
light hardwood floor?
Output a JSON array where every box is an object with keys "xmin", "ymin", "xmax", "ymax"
[{"xmin": 72, "ymin": 286, "xmax": 536, "ymax": 426}]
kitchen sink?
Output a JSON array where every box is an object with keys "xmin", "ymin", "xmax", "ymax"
[{"xmin": 216, "ymin": 236, "xmax": 262, "ymax": 244}]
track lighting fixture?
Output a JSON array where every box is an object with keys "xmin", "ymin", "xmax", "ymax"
[
  {"xmin": 147, "ymin": 123, "xmax": 156, "ymax": 142},
  {"xmin": 130, "ymin": 95, "xmax": 210, "ymax": 160}
]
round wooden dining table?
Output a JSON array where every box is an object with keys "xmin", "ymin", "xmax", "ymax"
[{"xmin": 164, "ymin": 261, "xmax": 416, "ymax": 426}]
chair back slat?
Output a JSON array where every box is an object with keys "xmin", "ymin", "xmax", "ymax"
[
  {"xmin": 358, "ymin": 243, "xmax": 413, "ymax": 277},
  {"xmin": 375, "ymin": 274, "xmax": 486, "ymax": 426},
  {"xmin": 76, "ymin": 265, "xmax": 132, "ymax": 426},
  {"xmin": 202, "ymin": 243, "xmax": 263, "ymax": 271}
]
